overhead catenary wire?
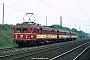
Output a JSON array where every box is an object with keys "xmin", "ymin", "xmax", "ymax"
[
  {"xmin": 0, "ymin": 1, "xmax": 90, "ymax": 33},
  {"xmin": 48, "ymin": 0, "xmax": 89, "ymax": 29},
  {"xmin": 48, "ymin": 0, "xmax": 89, "ymax": 26},
  {"xmin": 1, "ymin": 0, "xmax": 89, "ymax": 24},
  {"xmin": 39, "ymin": 0, "xmax": 78, "ymax": 22},
  {"xmin": 0, "ymin": 1, "xmax": 88, "ymax": 24},
  {"xmin": 7, "ymin": 0, "xmax": 60, "ymax": 23},
  {"xmin": 48, "ymin": 0, "xmax": 75, "ymax": 20},
  {"xmin": 0, "ymin": 2, "xmax": 57, "ymax": 24},
  {"xmin": 75, "ymin": 0, "xmax": 90, "ymax": 20},
  {"xmin": 6, "ymin": 0, "xmax": 85, "ymax": 24},
  {"xmin": 8, "ymin": 0, "xmax": 59, "ymax": 21},
  {"xmin": 0, "ymin": 3, "xmax": 26, "ymax": 13},
  {"xmin": 75, "ymin": 0, "xmax": 90, "ymax": 33},
  {"xmin": 48, "ymin": 0, "xmax": 89, "ymax": 30},
  {"xmin": 75, "ymin": 0, "xmax": 90, "ymax": 31},
  {"xmin": 0, "ymin": 3, "xmax": 43, "ymax": 19},
  {"xmin": 39, "ymin": 0, "xmax": 71, "ymax": 19},
  {"xmin": 38, "ymin": 0, "xmax": 79, "ymax": 30}
]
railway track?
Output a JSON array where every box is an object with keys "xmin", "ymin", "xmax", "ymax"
[
  {"xmin": 0, "ymin": 44, "xmax": 54, "ymax": 56},
  {"xmin": 22, "ymin": 39, "xmax": 90, "ymax": 60},
  {"xmin": 50, "ymin": 41, "xmax": 90, "ymax": 60},
  {"xmin": 0, "ymin": 41, "xmax": 74, "ymax": 60},
  {"xmin": 0, "ymin": 39, "xmax": 90, "ymax": 60}
]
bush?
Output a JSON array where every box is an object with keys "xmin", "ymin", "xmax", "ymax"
[{"xmin": 0, "ymin": 24, "xmax": 17, "ymax": 48}]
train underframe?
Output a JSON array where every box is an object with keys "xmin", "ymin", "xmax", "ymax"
[{"xmin": 14, "ymin": 38, "xmax": 76, "ymax": 47}]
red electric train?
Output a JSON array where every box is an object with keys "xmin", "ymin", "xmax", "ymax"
[
  {"xmin": 14, "ymin": 22, "xmax": 77, "ymax": 47},
  {"xmin": 14, "ymin": 13, "xmax": 77, "ymax": 47}
]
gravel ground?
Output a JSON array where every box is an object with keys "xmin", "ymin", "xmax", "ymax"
[
  {"xmin": 1, "ymin": 39, "xmax": 90, "ymax": 60},
  {"xmin": 18, "ymin": 40, "xmax": 90, "ymax": 60}
]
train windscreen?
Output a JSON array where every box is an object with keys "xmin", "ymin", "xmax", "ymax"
[
  {"xmin": 16, "ymin": 28, "xmax": 21, "ymax": 33},
  {"xmin": 22, "ymin": 28, "xmax": 28, "ymax": 33}
]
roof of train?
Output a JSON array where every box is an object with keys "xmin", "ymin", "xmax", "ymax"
[{"xmin": 16, "ymin": 22, "xmax": 76, "ymax": 33}]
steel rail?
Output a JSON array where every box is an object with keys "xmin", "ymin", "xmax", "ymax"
[
  {"xmin": 0, "ymin": 40, "xmax": 78, "ymax": 60},
  {"xmin": 0, "ymin": 45, "xmax": 63, "ymax": 60},
  {"xmin": 73, "ymin": 45, "xmax": 90, "ymax": 60},
  {"xmin": 50, "ymin": 41, "xmax": 90, "ymax": 60}
]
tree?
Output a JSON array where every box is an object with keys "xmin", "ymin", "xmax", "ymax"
[
  {"xmin": 71, "ymin": 28, "xmax": 78, "ymax": 32},
  {"xmin": 51, "ymin": 24, "xmax": 62, "ymax": 29}
]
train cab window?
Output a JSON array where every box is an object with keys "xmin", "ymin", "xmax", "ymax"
[
  {"xmin": 22, "ymin": 28, "xmax": 28, "ymax": 33},
  {"xmin": 16, "ymin": 28, "xmax": 21, "ymax": 33}
]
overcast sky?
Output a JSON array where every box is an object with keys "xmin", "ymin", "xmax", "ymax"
[{"xmin": 0, "ymin": 0, "xmax": 90, "ymax": 33}]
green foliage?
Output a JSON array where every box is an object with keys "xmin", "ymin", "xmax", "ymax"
[
  {"xmin": 76, "ymin": 30, "xmax": 87, "ymax": 39},
  {"xmin": 0, "ymin": 24, "xmax": 17, "ymax": 48},
  {"xmin": 62, "ymin": 26, "xmax": 70, "ymax": 31},
  {"xmin": 52, "ymin": 24, "xmax": 62, "ymax": 29},
  {"xmin": 0, "ymin": 24, "xmax": 89, "ymax": 48},
  {"xmin": 0, "ymin": 24, "xmax": 14, "ymax": 30},
  {"xmin": 51, "ymin": 24, "xmax": 70, "ymax": 31},
  {"xmin": 71, "ymin": 28, "xmax": 78, "ymax": 32},
  {"xmin": 71, "ymin": 28, "xmax": 89, "ymax": 39}
]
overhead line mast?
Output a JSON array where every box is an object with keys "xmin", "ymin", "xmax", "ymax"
[
  {"xmin": 60, "ymin": 16, "xmax": 62, "ymax": 29},
  {"xmin": 2, "ymin": 3, "xmax": 4, "ymax": 24},
  {"xmin": 46, "ymin": 16, "xmax": 47, "ymax": 26}
]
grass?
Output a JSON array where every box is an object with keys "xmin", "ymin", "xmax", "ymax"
[{"xmin": 0, "ymin": 24, "xmax": 17, "ymax": 48}]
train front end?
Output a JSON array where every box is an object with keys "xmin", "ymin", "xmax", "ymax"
[{"xmin": 14, "ymin": 24, "xmax": 35, "ymax": 47}]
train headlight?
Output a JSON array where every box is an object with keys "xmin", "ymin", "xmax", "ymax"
[
  {"xmin": 25, "ymin": 35, "xmax": 28, "ymax": 39},
  {"xmin": 20, "ymin": 35, "xmax": 23, "ymax": 37},
  {"xmin": 15, "ymin": 35, "xmax": 17, "ymax": 38},
  {"xmin": 31, "ymin": 35, "xmax": 33, "ymax": 38},
  {"xmin": 26, "ymin": 36, "xmax": 28, "ymax": 39},
  {"xmin": 16, "ymin": 36, "xmax": 17, "ymax": 38}
]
